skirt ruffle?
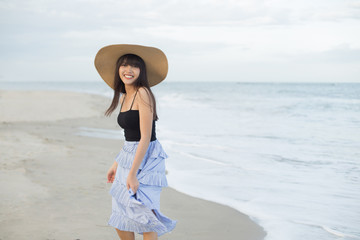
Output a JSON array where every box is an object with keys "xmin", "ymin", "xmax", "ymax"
[{"xmin": 108, "ymin": 140, "xmax": 176, "ymax": 236}]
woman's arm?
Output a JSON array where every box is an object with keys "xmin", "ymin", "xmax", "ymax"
[
  {"xmin": 126, "ymin": 87, "xmax": 154, "ymax": 193},
  {"xmin": 106, "ymin": 94, "xmax": 125, "ymax": 183}
]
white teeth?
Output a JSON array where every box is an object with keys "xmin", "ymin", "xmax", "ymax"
[{"xmin": 124, "ymin": 75, "xmax": 133, "ymax": 78}]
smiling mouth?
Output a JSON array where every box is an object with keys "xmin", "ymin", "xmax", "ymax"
[{"xmin": 124, "ymin": 74, "xmax": 134, "ymax": 79}]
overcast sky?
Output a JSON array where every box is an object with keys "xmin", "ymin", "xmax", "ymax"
[{"xmin": 1, "ymin": 0, "xmax": 359, "ymax": 83}]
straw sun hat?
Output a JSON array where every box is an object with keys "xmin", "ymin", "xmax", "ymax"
[{"xmin": 94, "ymin": 44, "xmax": 168, "ymax": 89}]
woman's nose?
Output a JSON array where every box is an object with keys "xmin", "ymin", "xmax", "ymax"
[{"xmin": 125, "ymin": 65, "xmax": 133, "ymax": 72}]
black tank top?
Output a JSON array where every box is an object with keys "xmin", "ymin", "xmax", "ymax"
[{"xmin": 117, "ymin": 90, "xmax": 156, "ymax": 142}]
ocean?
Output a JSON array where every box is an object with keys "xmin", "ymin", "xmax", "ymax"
[{"xmin": 2, "ymin": 81, "xmax": 359, "ymax": 240}]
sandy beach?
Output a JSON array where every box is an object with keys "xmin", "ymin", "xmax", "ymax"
[{"xmin": 0, "ymin": 90, "xmax": 266, "ymax": 240}]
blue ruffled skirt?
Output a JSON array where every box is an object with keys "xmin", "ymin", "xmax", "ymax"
[{"xmin": 108, "ymin": 139, "xmax": 176, "ymax": 236}]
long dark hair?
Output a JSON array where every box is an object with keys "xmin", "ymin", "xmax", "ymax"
[{"xmin": 104, "ymin": 54, "xmax": 158, "ymax": 120}]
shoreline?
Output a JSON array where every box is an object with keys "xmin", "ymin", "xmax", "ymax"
[{"xmin": 0, "ymin": 90, "xmax": 266, "ymax": 239}]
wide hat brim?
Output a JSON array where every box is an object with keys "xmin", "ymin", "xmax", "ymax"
[{"xmin": 94, "ymin": 44, "xmax": 168, "ymax": 89}]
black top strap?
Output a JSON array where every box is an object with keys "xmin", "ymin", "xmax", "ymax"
[
  {"xmin": 119, "ymin": 89, "xmax": 139, "ymax": 112},
  {"xmin": 119, "ymin": 93, "xmax": 126, "ymax": 112},
  {"xmin": 129, "ymin": 89, "xmax": 138, "ymax": 110}
]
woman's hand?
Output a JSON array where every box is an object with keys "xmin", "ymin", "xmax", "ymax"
[
  {"xmin": 107, "ymin": 161, "xmax": 118, "ymax": 183},
  {"xmin": 126, "ymin": 173, "xmax": 139, "ymax": 194}
]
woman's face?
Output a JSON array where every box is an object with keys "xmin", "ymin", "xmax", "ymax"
[{"xmin": 119, "ymin": 64, "xmax": 140, "ymax": 85}]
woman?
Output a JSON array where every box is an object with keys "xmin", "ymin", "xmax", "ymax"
[{"xmin": 94, "ymin": 44, "xmax": 176, "ymax": 240}]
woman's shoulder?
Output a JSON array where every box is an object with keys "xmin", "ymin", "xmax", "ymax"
[
  {"xmin": 137, "ymin": 86, "xmax": 150, "ymax": 95},
  {"xmin": 137, "ymin": 87, "xmax": 152, "ymax": 102}
]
